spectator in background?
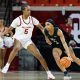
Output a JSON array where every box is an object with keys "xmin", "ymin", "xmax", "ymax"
[
  {"xmin": 60, "ymin": 17, "xmax": 72, "ymax": 34},
  {"xmin": 59, "ymin": 17, "xmax": 73, "ymax": 44},
  {"xmin": 13, "ymin": 0, "xmax": 22, "ymax": 6}
]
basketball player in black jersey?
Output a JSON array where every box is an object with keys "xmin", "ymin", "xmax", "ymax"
[{"xmin": 44, "ymin": 19, "xmax": 80, "ymax": 80}]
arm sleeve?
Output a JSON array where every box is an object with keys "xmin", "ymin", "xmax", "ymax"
[
  {"xmin": 10, "ymin": 17, "xmax": 20, "ymax": 28},
  {"xmin": 32, "ymin": 17, "xmax": 39, "ymax": 25}
]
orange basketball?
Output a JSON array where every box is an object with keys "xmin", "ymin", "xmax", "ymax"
[{"xmin": 60, "ymin": 57, "xmax": 71, "ymax": 68}]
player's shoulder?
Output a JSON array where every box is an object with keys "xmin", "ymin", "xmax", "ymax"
[
  {"xmin": 31, "ymin": 16, "xmax": 38, "ymax": 20},
  {"xmin": 12, "ymin": 15, "xmax": 22, "ymax": 24},
  {"xmin": 57, "ymin": 27, "xmax": 63, "ymax": 36},
  {"xmin": 56, "ymin": 25, "xmax": 62, "ymax": 32},
  {"xmin": 30, "ymin": 16, "xmax": 35, "ymax": 19},
  {"xmin": 54, "ymin": 25, "xmax": 59, "ymax": 30}
]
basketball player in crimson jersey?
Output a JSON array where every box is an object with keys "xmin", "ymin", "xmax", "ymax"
[
  {"xmin": 44, "ymin": 19, "xmax": 80, "ymax": 80},
  {"xmin": 0, "ymin": 19, "xmax": 13, "ymax": 69},
  {"xmin": 1, "ymin": 3, "xmax": 55, "ymax": 79}
]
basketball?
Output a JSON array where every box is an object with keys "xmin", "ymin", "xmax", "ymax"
[{"xmin": 60, "ymin": 57, "xmax": 71, "ymax": 68}]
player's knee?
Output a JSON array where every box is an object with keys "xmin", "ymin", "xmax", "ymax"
[
  {"xmin": 52, "ymin": 48, "xmax": 62, "ymax": 56},
  {"xmin": 78, "ymin": 63, "xmax": 80, "ymax": 66},
  {"xmin": 13, "ymin": 40, "xmax": 22, "ymax": 51},
  {"xmin": 52, "ymin": 49, "xmax": 58, "ymax": 56}
]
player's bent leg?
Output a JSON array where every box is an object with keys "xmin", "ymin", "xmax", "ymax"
[
  {"xmin": 69, "ymin": 46, "xmax": 80, "ymax": 66},
  {"xmin": 52, "ymin": 48, "xmax": 72, "ymax": 79},
  {"xmin": 27, "ymin": 43, "xmax": 48, "ymax": 70},
  {"xmin": 7, "ymin": 40, "xmax": 22, "ymax": 64},
  {"xmin": 52, "ymin": 48, "xmax": 66, "ymax": 72},
  {"xmin": 1, "ymin": 40, "xmax": 22, "ymax": 74},
  {"xmin": 27, "ymin": 43, "xmax": 55, "ymax": 79}
]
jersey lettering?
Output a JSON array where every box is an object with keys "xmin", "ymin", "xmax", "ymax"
[
  {"xmin": 24, "ymin": 28, "xmax": 28, "ymax": 34},
  {"xmin": 69, "ymin": 14, "xmax": 80, "ymax": 43}
]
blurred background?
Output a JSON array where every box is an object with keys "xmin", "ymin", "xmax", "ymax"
[{"xmin": 0, "ymin": 0, "xmax": 80, "ymax": 72}]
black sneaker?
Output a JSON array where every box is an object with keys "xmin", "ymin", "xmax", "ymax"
[{"xmin": 64, "ymin": 73, "xmax": 72, "ymax": 80}]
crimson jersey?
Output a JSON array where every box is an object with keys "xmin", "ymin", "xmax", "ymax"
[{"xmin": 59, "ymin": 24, "xmax": 73, "ymax": 43}]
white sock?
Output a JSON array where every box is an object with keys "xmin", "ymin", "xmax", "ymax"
[
  {"xmin": 46, "ymin": 70, "xmax": 52, "ymax": 74},
  {"xmin": 46, "ymin": 70, "xmax": 55, "ymax": 79},
  {"xmin": 63, "ymin": 69, "xmax": 67, "ymax": 72},
  {"xmin": 5, "ymin": 63, "xmax": 10, "ymax": 67}
]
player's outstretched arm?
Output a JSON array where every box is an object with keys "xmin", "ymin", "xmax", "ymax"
[
  {"xmin": 36, "ymin": 23, "xmax": 44, "ymax": 33},
  {"xmin": 58, "ymin": 29, "xmax": 72, "ymax": 60},
  {"xmin": 36, "ymin": 23, "xmax": 52, "ymax": 45}
]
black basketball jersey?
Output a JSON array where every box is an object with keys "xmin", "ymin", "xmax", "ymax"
[{"xmin": 44, "ymin": 27, "xmax": 64, "ymax": 51}]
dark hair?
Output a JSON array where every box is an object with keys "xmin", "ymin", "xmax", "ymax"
[
  {"xmin": 65, "ymin": 17, "xmax": 72, "ymax": 23},
  {"xmin": 46, "ymin": 19, "xmax": 55, "ymax": 26},
  {"xmin": 21, "ymin": 3, "xmax": 29, "ymax": 11}
]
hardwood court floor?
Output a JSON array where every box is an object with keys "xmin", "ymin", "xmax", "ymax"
[{"xmin": 0, "ymin": 71, "xmax": 80, "ymax": 80}]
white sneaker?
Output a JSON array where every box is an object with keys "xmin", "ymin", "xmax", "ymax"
[
  {"xmin": 47, "ymin": 72, "xmax": 55, "ymax": 79},
  {"xmin": 1, "ymin": 66, "xmax": 9, "ymax": 74}
]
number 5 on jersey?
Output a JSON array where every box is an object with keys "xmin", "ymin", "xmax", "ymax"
[{"xmin": 24, "ymin": 29, "xmax": 28, "ymax": 34}]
